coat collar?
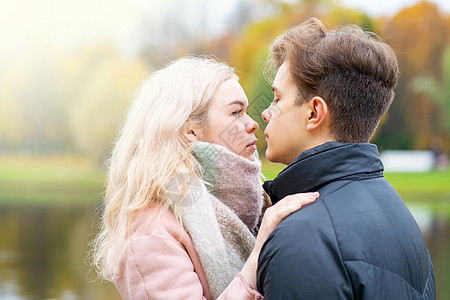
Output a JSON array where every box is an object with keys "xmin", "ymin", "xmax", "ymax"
[{"xmin": 263, "ymin": 142, "xmax": 384, "ymax": 204}]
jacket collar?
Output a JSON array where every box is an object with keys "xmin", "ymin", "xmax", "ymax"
[{"xmin": 263, "ymin": 142, "xmax": 384, "ymax": 204}]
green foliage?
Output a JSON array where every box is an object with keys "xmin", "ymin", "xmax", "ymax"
[
  {"xmin": 68, "ymin": 43, "xmax": 147, "ymax": 163},
  {"xmin": 409, "ymin": 44, "xmax": 450, "ymax": 158},
  {"xmin": 261, "ymin": 157, "xmax": 286, "ymax": 179},
  {"xmin": 0, "ymin": 41, "xmax": 147, "ymax": 162},
  {"xmin": 229, "ymin": 0, "xmax": 450, "ymax": 153},
  {"xmin": 374, "ymin": 1, "xmax": 449, "ymax": 150},
  {"xmin": 1, "ymin": 0, "xmax": 450, "ymax": 162},
  {"xmin": 229, "ymin": 0, "xmax": 379, "ymax": 153}
]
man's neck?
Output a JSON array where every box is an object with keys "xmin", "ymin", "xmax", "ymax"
[
  {"xmin": 264, "ymin": 142, "xmax": 383, "ymax": 204},
  {"xmin": 286, "ymin": 137, "xmax": 336, "ymax": 165}
]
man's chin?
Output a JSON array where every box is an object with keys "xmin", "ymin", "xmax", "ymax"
[
  {"xmin": 265, "ymin": 149, "xmax": 278, "ymax": 163},
  {"xmin": 266, "ymin": 149, "xmax": 290, "ymax": 165}
]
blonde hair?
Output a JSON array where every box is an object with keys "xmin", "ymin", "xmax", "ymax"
[{"xmin": 92, "ymin": 56, "xmax": 237, "ymax": 280}]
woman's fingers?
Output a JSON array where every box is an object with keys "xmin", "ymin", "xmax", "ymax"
[
  {"xmin": 284, "ymin": 192, "xmax": 319, "ymax": 207},
  {"xmin": 264, "ymin": 192, "xmax": 319, "ymax": 227},
  {"xmin": 275, "ymin": 192, "xmax": 319, "ymax": 215},
  {"xmin": 278, "ymin": 192, "xmax": 319, "ymax": 206}
]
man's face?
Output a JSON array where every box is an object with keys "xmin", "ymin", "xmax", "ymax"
[{"xmin": 261, "ymin": 62, "xmax": 309, "ymax": 165}]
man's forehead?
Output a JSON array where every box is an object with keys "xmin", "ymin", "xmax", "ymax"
[{"xmin": 272, "ymin": 62, "xmax": 292, "ymax": 92}]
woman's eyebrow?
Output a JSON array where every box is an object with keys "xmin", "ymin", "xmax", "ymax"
[{"xmin": 224, "ymin": 100, "xmax": 246, "ymax": 108}]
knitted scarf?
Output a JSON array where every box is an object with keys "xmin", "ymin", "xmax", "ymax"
[
  {"xmin": 168, "ymin": 142, "xmax": 264, "ymax": 298},
  {"xmin": 192, "ymin": 142, "xmax": 264, "ymax": 230}
]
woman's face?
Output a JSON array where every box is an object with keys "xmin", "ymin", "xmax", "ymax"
[{"xmin": 197, "ymin": 78, "xmax": 259, "ymax": 160}]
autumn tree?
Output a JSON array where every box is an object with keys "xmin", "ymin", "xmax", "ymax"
[
  {"xmin": 375, "ymin": 1, "xmax": 449, "ymax": 150},
  {"xmin": 228, "ymin": 0, "xmax": 376, "ymax": 151},
  {"xmin": 69, "ymin": 42, "xmax": 147, "ymax": 163},
  {"xmin": 0, "ymin": 44, "xmax": 72, "ymax": 154},
  {"xmin": 412, "ymin": 45, "xmax": 450, "ymax": 146}
]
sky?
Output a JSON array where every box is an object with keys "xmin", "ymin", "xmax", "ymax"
[
  {"xmin": 339, "ymin": 0, "xmax": 450, "ymax": 16},
  {"xmin": 0, "ymin": 0, "xmax": 239, "ymax": 59},
  {"xmin": 0, "ymin": 0, "xmax": 449, "ymax": 60}
]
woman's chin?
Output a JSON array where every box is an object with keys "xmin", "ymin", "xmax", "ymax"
[{"xmin": 241, "ymin": 147, "xmax": 256, "ymax": 161}]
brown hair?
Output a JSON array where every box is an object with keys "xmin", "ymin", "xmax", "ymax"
[{"xmin": 269, "ymin": 17, "xmax": 399, "ymax": 143}]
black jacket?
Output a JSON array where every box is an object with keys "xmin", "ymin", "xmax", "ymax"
[{"xmin": 257, "ymin": 142, "xmax": 435, "ymax": 299}]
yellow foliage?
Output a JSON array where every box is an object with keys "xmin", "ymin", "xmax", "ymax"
[
  {"xmin": 229, "ymin": 0, "xmax": 375, "ymax": 95},
  {"xmin": 227, "ymin": 0, "xmax": 450, "ymax": 150},
  {"xmin": 382, "ymin": 1, "xmax": 449, "ymax": 77},
  {"xmin": 0, "ymin": 40, "xmax": 147, "ymax": 161},
  {"xmin": 68, "ymin": 41, "xmax": 148, "ymax": 161}
]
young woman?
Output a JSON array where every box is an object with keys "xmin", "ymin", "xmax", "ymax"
[{"xmin": 92, "ymin": 57, "xmax": 318, "ymax": 299}]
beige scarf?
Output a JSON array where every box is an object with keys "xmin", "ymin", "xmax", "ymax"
[{"xmin": 168, "ymin": 142, "xmax": 264, "ymax": 298}]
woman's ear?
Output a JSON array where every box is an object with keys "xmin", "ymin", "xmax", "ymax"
[
  {"xmin": 183, "ymin": 121, "xmax": 201, "ymax": 142},
  {"xmin": 306, "ymin": 96, "xmax": 328, "ymax": 131},
  {"xmin": 184, "ymin": 129, "xmax": 198, "ymax": 142}
]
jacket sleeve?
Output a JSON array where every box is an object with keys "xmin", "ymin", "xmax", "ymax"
[
  {"xmin": 257, "ymin": 205, "xmax": 353, "ymax": 299},
  {"xmin": 116, "ymin": 233, "xmax": 263, "ymax": 300}
]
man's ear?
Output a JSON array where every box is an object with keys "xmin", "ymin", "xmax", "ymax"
[{"xmin": 306, "ymin": 96, "xmax": 328, "ymax": 131}]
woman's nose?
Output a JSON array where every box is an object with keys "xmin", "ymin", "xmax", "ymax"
[
  {"xmin": 262, "ymin": 107, "xmax": 271, "ymax": 123},
  {"xmin": 246, "ymin": 115, "xmax": 259, "ymax": 133}
]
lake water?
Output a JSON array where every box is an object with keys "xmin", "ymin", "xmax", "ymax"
[{"xmin": 0, "ymin": 199, "xmax": 449, "ymax": 300}]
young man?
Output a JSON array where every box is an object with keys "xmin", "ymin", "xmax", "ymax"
[{"xmin": 257, "ymin": 18, "xmax": 435, "ymax": 299}]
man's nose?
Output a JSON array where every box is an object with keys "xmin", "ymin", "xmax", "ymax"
[{"xmin": 262, "ymin": 107, "xmax": 271, "ymax": 123}]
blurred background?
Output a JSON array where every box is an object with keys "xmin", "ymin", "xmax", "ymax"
[{"xmin": 0, "ymin": 0, "xmax": 449, "ymax": 299}]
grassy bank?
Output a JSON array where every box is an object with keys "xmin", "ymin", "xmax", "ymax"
[
  {"xmin": 261, "ymin": 158, "xmax": 450, "ymax": 216},
  {"xmin": 384, "ymin": 170, "xmax": 450, "ymax": 194},
  {"xmin": 261, "ymin": 158, "xmax": 450, "ymax": 193},
  {"xmin": 0, "ymin": 155, "xmax": 105, "ymax": 206},
  {"xmin": 384, "ymin": 170, "xmax": 450, "ymax": 217},
  {"xmin": 1, "ymin": 155, "xmax": 449, "ymax": 210}
]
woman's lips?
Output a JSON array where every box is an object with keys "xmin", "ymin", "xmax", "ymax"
[{"xmin": 247, "ymin": 140, "xmax": 257, "ymax": 149}]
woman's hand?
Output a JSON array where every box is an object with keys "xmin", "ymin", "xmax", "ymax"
[{"xmin": 240, "ymin": 192, "xmax": 319, "ymax": 288}]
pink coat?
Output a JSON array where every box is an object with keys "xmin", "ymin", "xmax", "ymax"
[{"xmin": 112, "ymin": 203, "xmax": 263, "ymax": 299}]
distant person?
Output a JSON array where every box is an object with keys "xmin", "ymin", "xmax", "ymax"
[
  {"xmin": 431, "ymin": 137, "xmax": 447, "ymax": 170},
  {"xmin": 257, "ymin": 18, "xmax": 436, "ymax": 299},
  {"xmin": 92, "ymin": 56, "xmax": 318, "ymax": 299}
]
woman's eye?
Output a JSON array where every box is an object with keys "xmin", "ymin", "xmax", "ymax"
[
  {"xmin": 273, "ymin": 99, "xmax": 280, "ymax": 104},
  {"xmin": 233, "ymin": 109, "xmax": 243, "ymax": 116}
]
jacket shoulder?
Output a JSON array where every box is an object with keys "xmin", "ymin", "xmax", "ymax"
[{"xmin": 257, "ymin": 200, "xmax": 353, "ymax": 298}]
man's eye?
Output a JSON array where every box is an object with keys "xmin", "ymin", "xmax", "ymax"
[{"xmin": 273, "ymin": 99, "xmax": 280, "ymax": 104}]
